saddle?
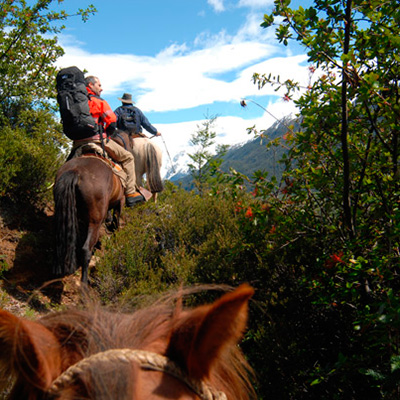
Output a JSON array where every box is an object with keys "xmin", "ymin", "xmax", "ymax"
[
  {"xmin": 112, "ymin": 130, "xmax": 146, "ymax": 152},
  {"xmin": 130, "ymin": 132, "xmax": 147, "ymax": 139},
  {"xmin": 69, "ymin": 142, "xmax": 153, "ymax": 201},
  {"xmin": 66, "ymin": 143, "xmax": 126, "ymax": 189},
  {"xmin": 74, "ymin": 143, "xmax": 122, "ymax": 172}
]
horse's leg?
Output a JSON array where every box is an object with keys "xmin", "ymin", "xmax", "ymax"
[
  {"xmin": 105, "ymin": 210, "xmax": 112, "ymax": 225},
  {"xmin": 112, "ymin": 202, "xmax": 121, "ymax": 230},
  {"xmin": 81, "ymin": 250, "xmax": 90, "ymax": 284},
  {"xmin": 81, "ymin": 222, "xmax": 102, "ymax": 284},
  {"xmin": 105, "ymin": 208, "xmax": 119, "ymax": 232},
  {"xmin": 106, "ymin": 203, "xmax": 121, "ymax": 232}
]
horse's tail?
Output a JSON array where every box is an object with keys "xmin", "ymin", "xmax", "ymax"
[
  {"xmin": 145, "ymin": 143, "xmax": 164, "ymax": 193},
  {"xmin": 53, "ymin": 170, "xmax": 80, "ymax": 277}
]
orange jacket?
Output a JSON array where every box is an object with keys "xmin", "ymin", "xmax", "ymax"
[{"xmin": 86, "ymin": 87, "xmax": 117, "ymax": 131}]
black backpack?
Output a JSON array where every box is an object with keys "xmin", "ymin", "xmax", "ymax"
[
  {"xmin": 56, "ymin": 66, "xmax": 99, "ymax": 140},
  {"xmin": 117, "ymin": 106, "xmax": 137, "ymax": 133}
]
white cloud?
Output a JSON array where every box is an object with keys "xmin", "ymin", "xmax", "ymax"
[
  {"xmin": 208, "ymin": 0, "xmax": 274, "ymax": 13},
  {"xmin": 58, "ymin": 40, "xmax": 306, "ymax": 114},
  {"xmin": 237, "ymin": 0, "xmax": 274, "ymax": 9},
  {"xmin": 193, "ymin": 29, "xmax": 232, "ymax": 48},
  {"xmin": 57, "ymin": 6, "xmax": 306, "ymax": 114},
  {"xmin": 56, "ymin": 6, "xmax": 310, "ymax": 176},
  {"xmin": 157, "ymin": 43, "xmax": 189, "ymax": 58},
  {"xmin": 234, "ymin": 12, "xmax": 274, "ymax": 42},
  {"xmin": 208, "ymin": 0, "xmax": 225, "ymax": 12}
]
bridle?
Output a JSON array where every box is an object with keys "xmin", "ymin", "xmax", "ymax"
[
  {"xmin": 48, "ymin": 349, "xmax": 227, "ymax": 399},
  {"xmin": 48, "ymin": 349, "xmax": 227, "ymax": 400}
]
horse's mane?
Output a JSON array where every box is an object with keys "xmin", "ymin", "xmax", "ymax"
[{"xmin": 1, "ymin": 285, "xmax": 256, "ymax": 400}]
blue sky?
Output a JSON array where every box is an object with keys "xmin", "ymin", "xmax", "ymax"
[{"xmin": 55, "ymin": 0, "xmax": 314, "ymax": 175}]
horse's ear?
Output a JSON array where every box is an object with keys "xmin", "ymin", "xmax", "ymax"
[
  {"xmin": 0, "ymin": 309, "xmax": 62, "ymax": 390},
  {"xmin": 168, "ymin": 284, "xmax": 254, "ymax": 379}
]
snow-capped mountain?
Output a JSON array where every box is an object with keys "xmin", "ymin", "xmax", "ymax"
[
  {"xmin": 162, "ymin": 115, "xmax": 298, "ymax": 185},
  {"xmin": 163, "ymin": 150, "xmax": 191, "ymax": 181},
  {"xmin": 156, "ymin": 115, "xmax": 266, "ymax": 181},
  {"xmin": 158, "ymin": 114, "xmax": 297, "ymax": 182}
]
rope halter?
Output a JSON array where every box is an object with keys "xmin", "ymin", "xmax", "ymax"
[{"xmin": 48, "ymin": 348, "xmax": 227, "ymax": 400}]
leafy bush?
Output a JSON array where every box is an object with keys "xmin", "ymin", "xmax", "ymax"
[
  {"xmin": 93, "ymin": 182, "xmax": 254, "ymax": 302},
  {"xmin": 0, "ymin": 108, "xmax": 67, "ymax": 205},
  {"xmin": 94, "ymin": 165, "xmax": 397, "ymax": 398},
  {"xmin": 0, "ymin": 0, "xmax": 95, "ymax": 207}
]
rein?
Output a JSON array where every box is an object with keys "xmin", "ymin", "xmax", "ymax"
[
  {"xmin": 48, "ymin": 349, "xmax": 227, "ymax": 400},
  {"xmin": 113, "ymin": 132, "xmax": 128, "ymax": 150}
]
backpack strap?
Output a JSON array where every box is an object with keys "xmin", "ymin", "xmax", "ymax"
[{"xmin": 87, "ymin": 93, "xmax": 107, "ymax": 157}]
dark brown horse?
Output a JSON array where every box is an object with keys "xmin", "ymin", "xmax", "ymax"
[
  {"xmin": 0, "ymin": 284, "xmax": 256, "ymax": 400},
  {"xmin": 53, "ymin": 151, "xmax": 124, "ymax": 284}
]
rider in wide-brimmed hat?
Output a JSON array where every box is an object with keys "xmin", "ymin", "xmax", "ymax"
[
  {"xmin": 114, "ymin": 93, "xmax": 161, "ymax": 138},
  {"xmin": 118, "ymin": 93, "xmax": 135, "ymax": 104}
]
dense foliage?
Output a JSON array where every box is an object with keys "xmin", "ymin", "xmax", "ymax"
[
  {"xmin": 245, "ymin": 0, "xmax": 399, "ymax": 397},
  {"xmin": 0, "ymin": 0, "xmax": 96, "ymax": 204},
  {"xmin": 0, "ymin": 109, "xmax": 63, "ymax": 203},
  {"xmin": 97, "ymin": 0, "xmax": 399, "ymax": 398},
  {"xmin": 93, "ymin": 182, "xmax": 252, "ymax": 300},
  {"xmin": 0, "ymin": 0, "xmax": 399, "ymax": 399}
]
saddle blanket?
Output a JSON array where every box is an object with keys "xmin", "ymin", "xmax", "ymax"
[{"xmin": 73, "ymin": 143, "xmax": 127, "ymax": 188}]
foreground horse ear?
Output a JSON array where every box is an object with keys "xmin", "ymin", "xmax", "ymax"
[
  {"xmin": 0, "ymin": 309, "xmax": 62, "ymax": 390},
  {"xmin": 168, "ymin": 284, "xmax": 254, "ymax": 379}
]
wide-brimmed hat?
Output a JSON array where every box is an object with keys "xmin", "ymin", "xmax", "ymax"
[{"xmin": 118, "ymin": 93, "xmax": 135, "ymax": 104}]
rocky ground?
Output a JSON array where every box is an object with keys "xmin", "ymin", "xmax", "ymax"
[{"xmin": 0, "ymin": 200, "xmax": 83, "ymax": 317}]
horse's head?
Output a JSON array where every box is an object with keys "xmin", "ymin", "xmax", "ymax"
[{"xmin": 0, "ymin": 285, "xmax": 255, "ymax": 399}]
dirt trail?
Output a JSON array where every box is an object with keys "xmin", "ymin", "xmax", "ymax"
[{"xmin": 0, "ymin": 201, "xmax": 81, "ymax": 316}]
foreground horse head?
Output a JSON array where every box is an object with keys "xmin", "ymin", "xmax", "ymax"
[{"xmin": 0, "ymin": 284, "xmax": 255, "ymax": 399}]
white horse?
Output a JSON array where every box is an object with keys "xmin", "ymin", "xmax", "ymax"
[
  {"xmin": 132, "ymin": 136, "xmax": 163, "ymax": 202},
  {"xmin": 112, "ymin": 132, "xmax": 164, "ymax": 202}
]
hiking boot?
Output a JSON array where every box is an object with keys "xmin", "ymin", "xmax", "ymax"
[{"xmin": 126, "ymin": 193, "xmax": 145, "ymax": 207}]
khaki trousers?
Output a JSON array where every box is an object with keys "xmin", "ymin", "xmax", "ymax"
[{"xmin": 103, "ymin": 138, "xmax": 137, "ymax": 195}]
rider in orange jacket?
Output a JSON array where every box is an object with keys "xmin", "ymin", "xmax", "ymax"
[
  {"xmin": 72, "ymin": 76, "xmax": 144, "ymax": 207},
  {"xmin": 86, "ymin": 84, "xmax": 117, "ymax": 136}
]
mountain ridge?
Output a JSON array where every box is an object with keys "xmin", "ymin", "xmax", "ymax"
[{"xmin": 167, "ymin": 116, "xmax": 298, "ymax": 189}]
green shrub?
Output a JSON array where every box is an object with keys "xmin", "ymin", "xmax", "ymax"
[
  {"xmin": 93, "ymin": 183, "xmax": 254, "ymax": 302},
  {"xmin": 0, "ymin": 109, "xmax": 67, "ymax": 205}
]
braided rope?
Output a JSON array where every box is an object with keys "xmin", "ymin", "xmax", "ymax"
[{"xmin": 48, "ymin": 349, "xmax": 227, "ymax": 400}]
